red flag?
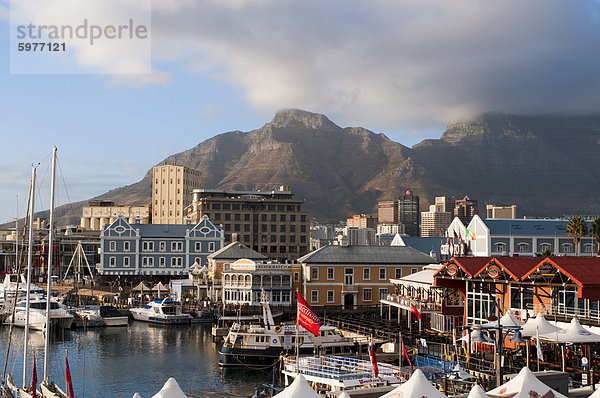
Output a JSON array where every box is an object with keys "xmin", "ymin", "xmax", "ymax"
[
  {"xmin": 453, "ymin": 231, "xmax": 459, "ymax": 239},
  {"xmin": 31, "ymin": 356, "xmax": 37, "ymax": 398},
  {"xmin": 296, "ymin": 292, "xmax": 321, "ymax": 337},
  {"xmin": 402, "ymin": 338, "xmax": 414, "ymax": 373},
  {"xmin": 410, "ymin": 303, "xmax": 422, "ymax": 320},
  {"xmin": 369, "ymin": 341, "xmax": 379, "ymax": 377},
  {"xmin": 65, "ymin": 355, "xmax": 74, "ymax": 398}
]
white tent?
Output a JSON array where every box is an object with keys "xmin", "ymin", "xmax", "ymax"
[
  {"xmin": 447, "ymin": 364, "xmax": 475, "ymax": 380},
  {"xmin": 540, "ymin": 317, "xmax": 600, "ymax": 344},
  {"xmin": 152, "ymin": 282, "xmax": 169, "ymax": 295},
  {"xmin": 133, "ymin": 282, "xmax": 150, "ymax": 292},
  {"xmin": 132, "ymin": 394, "xmax": 142, "ymax": 398},
  {"xmin": 151, "ymin": 377, "xmax": 188, "ymax": 398},
  {"xmin": 339, "ymin": 393, "xmax": 351, "ymax": 398},
  {"xmin": 466, "ymin": 384, "xmax": 488, "ymax": 398},
  {"xmin": 482, "ymin": 310, "xmax": 524, "ymax": 329},
  {"xmin": 487, "ymin": 367, "xmax": 567, "ymax": 398},
  {"xmin": 460, "ymin": 330, "xmax": 494, "ymax": 345},
  {"xmin": 380, "ymin": 369, "xmax": 446, "ymax": 398},
  {"xmin": 521, "ymin": 312, "xmax": 561, "ymax": 337},
  {"xmin": 273, "ymin": 374, "xmax": 320, "ymax": 398},
  {"xmin": 588, "ymin": 387, "xmax": 600, "ymax": 398}
]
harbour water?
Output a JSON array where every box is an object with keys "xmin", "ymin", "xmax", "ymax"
[{"xmin": 0, "ymin": 322, "xmax": 270, "ymax": 397}]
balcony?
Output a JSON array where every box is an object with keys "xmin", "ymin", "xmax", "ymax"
[
  {"xmin": 341, "ymin": 284, "xmax": 358, "ymax": 293},
  {"xmin": 382, "ymin": 294, "xmax": 441, "ymax": 313},
  {"xmin": 531, "ymin": 304, "xmax": 600, "ymax": 325}
]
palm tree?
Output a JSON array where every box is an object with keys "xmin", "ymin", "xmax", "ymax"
[
  {"xmin": 589, "ymin": 217, "xmax": 600, "ymax": 256},
  {"xmin": 566, "ymin": 216, "xmax": 588, "ymax": 256}
]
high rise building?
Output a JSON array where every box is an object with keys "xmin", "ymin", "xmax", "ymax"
[
  {"xmin": 420, "ymin": 204, "xmax": 452, "ymax": 237},
  {"xmin": 152, "ymin": 164, "xmax": 202, "ymax": 224},
  {"xmin": 454, "ymin": 196, "xmax": 478, "ymax": 225},
  {"xmin": 399, "ymin": 190, "xmax": 420, "ymax": 236},
  {"xmin": 486, "ymin": 204, "xmax": 517, "ymax": 219},
  {"xmin": 377, "ymin": 201, "xmax": 399, "ymax": 224},
  {"xmin": 435, "ymin": 196, "xmax": 456, "ymax": 213},
  {"xmin": 186, "ymin": 186, "xmax": 310, "ymax": 260},
  {"xmin": 346, "ymin": 214, "xmax": 377, "ymax": 229}
]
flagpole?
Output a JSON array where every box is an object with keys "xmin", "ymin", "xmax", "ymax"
[
  {"xmin": 295, "ymin": 289, "xmax": 300, "ymax": 374},
  {"xmin": 399, "ymin": 331, "xmax": 402, "ymax": 369}
]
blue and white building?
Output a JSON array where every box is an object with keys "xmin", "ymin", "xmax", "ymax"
[{"xmin": 100, "ymin": 215, "xmax": 224, "ymax": 276}]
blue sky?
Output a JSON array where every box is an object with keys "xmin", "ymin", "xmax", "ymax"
[{"xmin": 1, "ymin": 0, "xmax": 599, "ymax": 223}]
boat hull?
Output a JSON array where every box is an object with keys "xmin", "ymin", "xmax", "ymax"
[
  {"xmin": 130, "ymin": 309, "xmax": 191, "ymax": 325},
  {"xmin": 103, "ymin": 316, "xmax": 129, "ymax": 327},
  {"xmin": 218, "ymin": 344, "xmax": 357, "ymax": 367}
]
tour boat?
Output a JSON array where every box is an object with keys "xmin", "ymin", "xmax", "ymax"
[
  {"xmin": 0, "ymin": 274, "xmax": 45, "ymax": 313},
  {"xmin": 5, "ymin": 296, "xmax": 73, "ymax": 330},
  {"xmin": 130, "ymin": 298, "xmax": 192, "ymax": 325},
  {"xmin": 218, "ymin": 302, "xmax": 358, "ymax": 367}
]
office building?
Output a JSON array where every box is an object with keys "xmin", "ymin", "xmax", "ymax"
[
  {"xmin": 186, "ymin": 186, "xmax": 310, "ymax": 260},
  {"xmin": 454, "ymin": 196, "xmax": 478, "ymax": 225},
  {"xmin": 81, "ymin": 200, "xmax": 151, "ymax": 230},
  {"xmin": 420, "ymin": 204, "xmax": 452, "ymax": 237},
  {"xmin": 152, "ymin": 164, "xmax": 202, "ymax": 224},
  {"xmin": 378, "ymin": 201, "xmax": 398, "ymax": 224},
  {"xmin": 346, "ymin": 214, "xmax": 377, "ymax": 229},
  {"xmin": 399, "ymin": 191, "xmax": 420, "ymax": 236},
  {"xmin": 486, "ymin": 204, "xmax": 517, "ymax": 219}
]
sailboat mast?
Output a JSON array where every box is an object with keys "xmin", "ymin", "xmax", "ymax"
[
  {"xmin": 43, "ymin": 146, "xmax": 57, "ymax": 382},
  {"xmin": 23, "ymin": 165, "xmax": 37, "ymax": 388},
  {"xmin": 15, "ymin": 195, "xmax": 18, "ymax": 273}
]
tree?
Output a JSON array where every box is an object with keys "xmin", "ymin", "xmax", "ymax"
[
  {"xmin": 589, "ymin": 217, "xmax": 600, "ymax": 256},
  {"xmin": 566, "ymin": 216, "xmax": 588, "ymax": 256}
]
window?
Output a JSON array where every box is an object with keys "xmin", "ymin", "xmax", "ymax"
[
  {"xmin": 109, "ymin": 257, "xmax": 116, "ymax": 267},
  {"xmin": 311, "ymin": 267, "xmax": 319, "ymax": 280},
  {"xmin": 261, "ymin": 214, "xmax": 267, "ymax": 222},
  {"xmin": 290, "ymin": 236, "xmax": 296, "ymax": 242},
  {"xmin": 280, "ymin": 215, "xmax": 286, "ymax": 222},
  {"xmin": 517, "ymin": 242, "xmax": 530, "ymax": 253},
  {"xmin": 379, "ymin": 288, "xmax": 388, "ymax": 301},
  {"xmin": 142, "ymin": 241, "xmax": 154, "ymax": 252},
  {"xmin": 159, "ymin": 257, "xmax": 166, "ymax": 267},
  {"xmin": 209, "ymin": 242, "xmax": 215, "ymax": 252},
  {"xmin": 124, "ymin": 241, "xmax": 130, "ymax": 252},
  {"xmin": 261, "ymin": 224, "xmax": 267, "ymax": 232},
  {"xmin": 495, "ymin": 242, "xmax": 507, "ymax": 253},
  {"xmin": 379, "ymin": 268, "xmax": 386, "ymax": 280},
  {"xmin": 584, "ymin": 243, "xmax": 594, "ymax": 253},
  {"xmin": 327, "ymin": 268, "xmax": 334, "ymax": 280},
  {"xmin": 327, "ymin": 290, "xmax": 334, "ymax": 303},
  {"xmin": 363, "ymin": 268, "xmax": 370, "ymax": 280},
  {"xmin": 109, "ymin": 241, "xmax": 116, "ymax": 251},
  {"xmin": 311, "ymin": 290, "xmax": 319, "ymax": 303},
  {"xmin": 271, "ymin": 214, "xmax": 277, "ymax": 222},
  {"xmin": 411, "ymin": 268, "xmax": 418, "ymax": 274},
  {"xmin": 290, "ymin": 225, "xmax": 296, "ymax": 232},
  {"xmin": 294, "ymin": 272, "xmax": 299, "ymax": 282},
  {"xmin": 363, "ymin": 288, "xmax": 372, "ymax": 302},
  {"xmin": 280, "ymin": 225, "xmax": 286, "ymax": 232},
  {"xmin": 224, "ymin": 214, "xmax": 231, "ymax": 221},
  {"xmin": 141, "ymin": 257, "xmax": 154, "ymax": 267},
  {"xmin": 271, "ymin": 225, "xmax": 277, "ymax": 233},
  {"xmin": 171, "ymin": 241, "xmax": 183, "ymax": 252},
  {"xmin": 123, "ymin": 257, "xmax": 130, "ymax": 267},
  {"xmin": 561, "ymin": 243, "xmax": 573, "ymax": 253},
  {"xmin": 539, "ymin": 243, "xmax": 552, "ymax": 253},
  {"xmin": 195, "ymin": 242, "xmax": 202, "ymax": 252},
  {"xmin": 234, "ymin": 213, "xmax": 240, "ymax": 221},
  {"xmin": 301, "ymin": 215, "xmax": 306, "ymax": 222},
  {"xmin": 171, "ymin": 257, "xmax": 183, "ymax": 267},
  {"xmin": 395, "ymin": 268, "xmax": 402, "ymax": 279},
  {"xmin": 280, "ymin": 235, "xmax": 286, "ymax": 242}
]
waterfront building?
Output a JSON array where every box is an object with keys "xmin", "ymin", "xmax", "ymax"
[
  {"xmin": 486, "ymin": 204, "xmax": 517, "ymax": 219},
  {"xmin": 206, "ymin": 241, "xmax": 267, "ymax": 300},
  {"xmin": 152, "ymin": 163, "xmax": 202, "ymax": 224},
  {"xmin": 222, "ymin": 258, "xmax": 293, "ymax": 306},
  {"xmin": 434, "ymin": 256, "xmax": 600, "ymax": 327},
  {"xmin": 443, "ymin": 215, "xmax": 598, "ymax": 258},
  {"xmin": 81, "ymin": 200, "xmax": 151, "ymax": 230},
  {"xmin": 99, "ymin": 215, "xmax": 223, "ymax": 276},
  {"xmin": 399, "ymin": 191, "xmax": 420, "ymax": 236},
  {"xmin": 420, "ymin": 204, "xmax": 452, "ymax": 237},
  {"xmin": 346, "ymin": 214, "xmax": 377, "ymax": 229},
  {"xmin": 299, "ymin": 244, "xmax": 436, "ymax": 308},
  {"xmin": 185, "ymin": 186, "xmax": 310, "ymax": 260},
  {"xmin": 454, "ymin": 196, "xmax": 478, "ymax": 225}
]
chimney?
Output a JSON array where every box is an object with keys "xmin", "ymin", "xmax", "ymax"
[
  {"xmin": 135, "ymin": 217, "xmax": 141, "ymax": 224},
  {"xmin": 185, "ymin": 217, "xmax": 192, "ymax": 225},
  {"xmin": 231, "ymin": 233, "xmax": 238, "ymax": 242}
]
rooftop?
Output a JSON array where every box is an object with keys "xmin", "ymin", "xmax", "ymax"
[
  {"xmin": 298, "ymin": 244, "xmax": 436, "ymax": 264},
  {"xmin": 484, "ymin": 218, "xmax": 592, "ymax": 236},
  {"xmin": 208, "ymin": 241, "xmax": 267, "ymax": 260}
]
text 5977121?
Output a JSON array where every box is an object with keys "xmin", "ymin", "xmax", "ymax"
[{"xmin": 18, "ymin": 42, "xmax": 66, "ymax": 51}]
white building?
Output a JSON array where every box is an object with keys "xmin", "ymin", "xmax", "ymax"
[{"xmin": 222, "ymin": 259, "xmax": 292, "ymax": 306}]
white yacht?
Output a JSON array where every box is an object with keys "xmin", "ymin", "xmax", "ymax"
[
  {"xmin": 5, "ymin": 296, "xmax": 73, "ymax": 330},
  {"xmin": 129, "ymin": 299, "xmax": 192, "ymax": 325},
  {"xmin": 0, "ymin": 273, "xmax": 45, "ymax": 312},
  {"xmin": 218, "ymin": 302, "xmax": 358, "ymax": 367}
]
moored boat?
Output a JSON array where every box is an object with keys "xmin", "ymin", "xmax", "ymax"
[
  {"xmin": 5, "ymin": 296, "xmax": 73, "ymax": 330},
  {"xmin": 130, "ymin": 298, "xmax": 192, "ymax": 325}
]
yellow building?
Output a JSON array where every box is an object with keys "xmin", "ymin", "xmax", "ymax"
[
  {"xmin": 152, "ymin": 163, "xmax": 202, "ymax": 224},
  {"xmin": 298, "ymin": 245, "xmax": 436, "ymax": 308},
  {"xmin": 81, "ymin": 200, "xmax": 150, "ymax": 230}
]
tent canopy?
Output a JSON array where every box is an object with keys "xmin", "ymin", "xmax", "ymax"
[
  {"xmin": 487, "ymin": 367, "xmax": 567, "ymax": 398},
  {"xmin": 132, "ymin": 282, "xmax": 150, "ymax": 292},
  {"xmin": 521, "ymin": 313, "xmax": 561, "ymax": 337},
  {"xmin": 467, "ymin": 384, "xmax": 488, "ymax": 398},
  {"xmin": 448, "ymin": 364, "xmax": 475, "ymax": 380},
  {"xmin": 273, "ymin": 374, "xmax": 319, "ymax": 398},
  {"xmin": 151, "ymin": 377, "xmax": 187, "ymax": 398},
  {"xmin": 152, "ymin": 282, "xmax": 169, "ymax": 292},
  {"xmin": 539, "ymin": 317, "xmax": 600, "ymax": 344},
  {"xmin": 482, "ymin": 310, "xmax": 524, "ymax": 329},
  {"xmin": 380, "ymin": 369, "xmax": 446, "ymax": 398},
  {"xmin": 460, "ymin": 330, "xmax": 494, "ymax": 345}
]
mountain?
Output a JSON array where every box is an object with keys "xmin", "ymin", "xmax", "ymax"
[{"xmin": 17, "ymin": 110, "xmax": 600, "ymax": 226}]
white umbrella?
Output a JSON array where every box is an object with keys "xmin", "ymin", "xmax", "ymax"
[
  {"xmin": 339, "ymin": 393, "xmax": 351, "ymax": 398},
  {"xmin": 521, "ymin": 313, "xmax": 561, "ymax": 337},
  {"xmin": 487, "ymin": 367, "xmax": 567, "ymax": 398},
  {"xmin": 132, "ymin": 282, "xmax": 150, "ymax": 292},
  {"xmin": 447, "ymin": 364, "xmax": 475, "ymax": 380},
  {"xmin": 152, "ymin": 282, "xmax": 169, "ymax": 293},
  {"xmin": 460, "ymin": 330, "xmax": 494, "ymax": 345},
  {"xmin": 540, "ymin": 317, "xmax": 600, "ymax": 344},
  {"xmin": 380, "ymin": 369, "xmax": 446, "ymax": 398},
  {"xmin": 482, "ymin": 310, "xmax": 524, "ymax": 329},
  {"xmin": 273, "ymin": 374, "xmax": 320, "ymax": 398},
  {"xmin": 467, "ymin": 384, "xmax": 488, "ymax": 398},
  {"xmin": 132, "ymin": 394, "xmax": 142, "ymax": 398},
  {"xmin": 151, "ymin": 377, "xmax": 187, "ymax": 398}
]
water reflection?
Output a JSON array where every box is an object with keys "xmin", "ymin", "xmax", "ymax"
[{"xmin": 0, "ymin": 322, "xmax": 269, "ymax": 397}]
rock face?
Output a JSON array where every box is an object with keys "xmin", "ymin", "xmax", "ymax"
[{"xmin": 33, "ymin": 110, "xmax": 600, "ymax": 226}]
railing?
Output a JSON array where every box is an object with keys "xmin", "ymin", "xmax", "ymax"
[
  {"xmin": 384, "ymin": 294, "xmax": 441, "ymax": 312},
  {"xmin": 531, "ymin": 303, "xmax": 600, "ymax": 324}
]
